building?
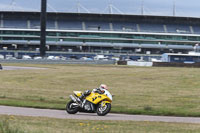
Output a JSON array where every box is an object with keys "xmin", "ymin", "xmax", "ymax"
[
  {"xmin": 0, "ymin": 11, "xmax": 200, "ymax": 59},
  {"xmin": 162, "ymin": 52, "xmax": 200, "ymax": 63}
]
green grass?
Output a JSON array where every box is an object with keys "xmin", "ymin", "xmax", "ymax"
[
  {"xmin": 0, "ymin": 116, "xmax": 24, "ymax": 133},
  {"xmin": 1, "ymin": 115, "xmax": 200, "ymax": 133},
  {"xmin": 1, "ymin": 63, "xmax": 200, "ymax": 116}
]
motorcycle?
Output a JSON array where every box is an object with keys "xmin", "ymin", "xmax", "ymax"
[{"xmin": 66, "ymin": 90, "xmax": 113, "ymax": 116}]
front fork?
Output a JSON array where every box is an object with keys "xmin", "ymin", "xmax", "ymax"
[{"xmin": 101, "ymin": 101, "xmax": 107, "ymax": 107}]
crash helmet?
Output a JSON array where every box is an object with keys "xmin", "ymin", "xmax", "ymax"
[{"xmin": 99, "ymin": 84, "xmax": 108, "ymax": 90}]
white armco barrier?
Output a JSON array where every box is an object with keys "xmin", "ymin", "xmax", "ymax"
[{"xmin": 127, "ymin": 61, "xmax": 153, "ymax": 67}]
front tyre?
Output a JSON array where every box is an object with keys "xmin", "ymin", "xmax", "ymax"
[
  {"xmin": 66, "ymin": 100, "xmax": 79, "ymax": 114},
  {"xmin": 97, "ymin": 103, "xmax": 111, "ymax": 116}
]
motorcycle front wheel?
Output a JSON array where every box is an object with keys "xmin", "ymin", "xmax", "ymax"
[
  {"xmin": 96, "ymin": 103, "xmax": 111, "ymax": 116},
  {"xmin": 66, "ymin": 100, "xmax": 79, "ymax": 114}
]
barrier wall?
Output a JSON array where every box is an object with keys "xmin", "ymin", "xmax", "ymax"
[
  {"xmin": 153, "ymin": 62, "xmax": 200, "ymax": 68},
  {"xmin": 127, "ymin": 61, "xmax": 153, "ymax": 67},
  {"xmin": 0, "ymin": 59, "xmax": 115, "ymax": 65}
]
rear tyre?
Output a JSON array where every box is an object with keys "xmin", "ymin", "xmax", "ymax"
[
  {"xmin": 97, "ymin": 103, "xmax": 111, "ymax": 116},
  {"xmin": 66, "ymin": 100, "xmax": 79, "ymax": 114}
]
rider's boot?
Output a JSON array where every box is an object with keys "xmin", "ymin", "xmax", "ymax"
[
  {"xmin": 79, "ymin": 95, "xmax": 84, "ymax": 101},
  {"xmin": 78, "ymin": 90, "xmax": 91, "ymax": 105}
]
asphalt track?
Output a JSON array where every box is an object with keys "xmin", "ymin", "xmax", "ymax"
[
  {"xmin": 1, "ymin": 66, "xmax": 46, "ymax": 70},
  {"xmin": 1, "ymin": 106, "xmax": 200, "ymax": 124}
]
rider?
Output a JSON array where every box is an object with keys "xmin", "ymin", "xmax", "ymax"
[{"xmin": 79, "ymin": 84, "xmax": 108, "ymax": 102}]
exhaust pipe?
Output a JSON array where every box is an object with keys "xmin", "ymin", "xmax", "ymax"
[
  {"xmin": 69, "ymin": 95, "xmax": 82, "ymax": 107},
  {"xmin": 69, "ymin": 95, "xmax": 77, "ymax": 102}
]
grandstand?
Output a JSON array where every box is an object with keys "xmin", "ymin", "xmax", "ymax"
[{"xmin": 0, "ymin": 11, "xmax": 200, "ymax": 59}]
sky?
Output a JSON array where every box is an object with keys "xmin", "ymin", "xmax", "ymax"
[{"xmin": 0, "ymin": 0, "xmax": 200, "ymax": 18}]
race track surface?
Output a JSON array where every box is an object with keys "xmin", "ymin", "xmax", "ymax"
[
  {"xmin": 2, "ymin": 66, "xmax": 46, "ymax": 70},
  {"xmin": 0, "ymin": 106, "xmax": 200, "ymax": 124}
]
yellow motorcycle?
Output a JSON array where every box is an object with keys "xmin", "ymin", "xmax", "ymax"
[{"xmin": 66, "ymin": 90, "xmax": 112, "ymax": 116}]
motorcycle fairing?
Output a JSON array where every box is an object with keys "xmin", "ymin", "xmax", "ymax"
[
  {"xmin": 85, "ymin": 92, "xmax": 112, "ymax": 104},
  {"xmin": 73, "ymin": 91, "xmax": 82, "ymax": 97}
]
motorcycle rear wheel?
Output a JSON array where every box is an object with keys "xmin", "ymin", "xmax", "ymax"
[
  {"xmin": 66, "ymin": 100, "xmax": 79, "ymax": 114},
  {"xmin": 96, "ymin": 103, "xmax": 111, "ymax": 116}
]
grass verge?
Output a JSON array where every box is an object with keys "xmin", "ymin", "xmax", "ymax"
[
  {"xmin": 1, "ymin": 64, "xmax": 200, "ymax": 117},
  {"xmin": 1, "ymin": 115, "xmax": 200, "ymax": 133}
]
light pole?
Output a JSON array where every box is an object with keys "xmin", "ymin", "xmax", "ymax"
[{"xmin": 40, "ymin": 0, "xmax": 47, "ymax": 57}]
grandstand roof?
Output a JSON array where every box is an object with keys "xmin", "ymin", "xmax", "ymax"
[{"xmin": 1, "ymin": 11, "xmax": 200, "ymax": 25}]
